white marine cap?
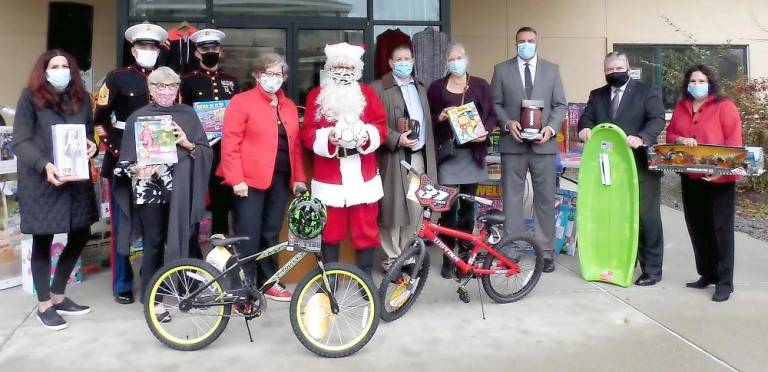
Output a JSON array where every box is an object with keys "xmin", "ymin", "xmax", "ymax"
[
  {"xmin": 125, "ymin": 23, "xmax": 168, "ymax": 45},
  {"xmin": 191, "ymin": 29, "xmax": 226, "ymax": 46}
]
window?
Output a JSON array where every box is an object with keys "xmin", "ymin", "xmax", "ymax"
[
  {"xmin": 212, "ymin": 0, "xmax": 366, "ymax": 18},
  {"xmin": 374, "ymin": 0, "xmax": 440, "ymax": 21},
  {"xmin": 614, "ymin": 44, "xmax": 748, "ymax": 110},
  {"xmin": 129, "ymin": 0, "xmax": 206, "ymax": 19}
]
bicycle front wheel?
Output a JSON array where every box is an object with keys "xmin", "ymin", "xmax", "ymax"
[
  {"xmin": 144, "ymin": 258, "xmax": 231, "ymax": 351},
  {"xmin": 290, "ymin": 263, "xmax": 380, "ymax": 358},
  {"xmin": 378, "ymin": 238, "xmax": 429, "ymax": 322},
  {"xmin": 481, "ymin": 235, "xmax": 543, "ymax": 303}
]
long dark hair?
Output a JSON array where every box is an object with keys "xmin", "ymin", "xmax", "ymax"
[
  {"xmin": 27, "ymin": 49, "xmax": 88, "ymax": 114},
  {"xmin": 680, "ymin": 64, "xmax": 724, "ymax": 102}
]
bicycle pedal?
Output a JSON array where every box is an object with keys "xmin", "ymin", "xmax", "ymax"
[{"xmin": 457, "ymin": 286, "xmax": 471, "ymax": 304}]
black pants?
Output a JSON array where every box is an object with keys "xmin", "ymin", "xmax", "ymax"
[
  {"xmin": 635, "ymin": 152, "xmax": 664, "ymax": 279},
  {"xmin": 210, "ymin": 142, "xmax": 234, "ymax": 235},
  {"xmin": 233, "ymin": 172, "xmax": 290, "ymax": 287},
  {"xmin": 31, "ymin": 227, "xmax": 90, "ymax": 302},
  {"xmin": 137, "ymin": 204, "xmax": 169, "ymax": 300},
  {"xmin": 681, "ymin": 176, "xmax": 736, "ymax": 291},
  {"xmin": 438, "ymin": 183, "xmax": 479, "ymax": 250}
]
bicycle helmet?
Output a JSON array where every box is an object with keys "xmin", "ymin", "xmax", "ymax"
[{"xmin": 287, "ymin": 193, "xmax": 327, "ymax": 240}]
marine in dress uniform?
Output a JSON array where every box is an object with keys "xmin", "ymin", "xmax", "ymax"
[
  {"xmin": 180, "ymin": 29, "xmax": 241, "ymax": 236},
  {"xmin": 93, "ymin": 22, "xmax": 168, "ymax": 304}
]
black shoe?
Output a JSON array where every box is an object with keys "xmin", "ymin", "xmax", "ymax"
[
  {"xmin": 542, "ymin": 258, "xmax": 556, "ymax": 273},
  {"xmin": 440, "ymin": 256, "xmax": 454, "ymax": 279},
  {"xmin": 634, "ymin": 274, "xmax": 660, "ymax": 286},
  {"xmin": 114, "ymin": 292, "xmax": 134, "ymax": 305},
  {"xmin": 712, "ymin": 286, "xmax": 732, "ymax": 302},
  {"xmin": 53, "ymin": 297, "xmax": 91, "ymax": 316},
  {"xmin": 37, "ymin": 307, "xmax": 68, "ymax": 331},
  {"xmin": 686, "ymin": 277, "xmax": 714, "ymax": 289}
]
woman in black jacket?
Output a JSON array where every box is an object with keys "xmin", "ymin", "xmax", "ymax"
[{"xmin": 12, "ymin": 50, "xmax": 99, "ymax": 331}]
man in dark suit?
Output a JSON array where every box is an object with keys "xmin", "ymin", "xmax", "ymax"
[
  {"xmin": 578, "ymin": 51, "xmax": 666, "ymax": 286},
  {"xmin": 491, "ymin": 27, "xmax": 567, "ymax": 273}
]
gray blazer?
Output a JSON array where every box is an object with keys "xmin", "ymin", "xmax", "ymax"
[{"xmin": 490, "ymin": 57, "xmax": 567, "ymax": 154}]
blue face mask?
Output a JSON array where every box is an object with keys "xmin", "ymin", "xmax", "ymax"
[
  {"xmin": 687, "ymin": 83, "xmax": 709, "ymax": 100},
  {"xmin": 447, "ymin": 59, "xmax": 467, "ymax": 76},
  {"xmin": 392, "ymin": 61, "xmax": 414, "ymax": 78},
  {"xmin": 517, "ymin": 42, "xmax": 536, "ymax": 60}
]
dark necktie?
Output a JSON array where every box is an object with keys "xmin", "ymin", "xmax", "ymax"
[
  {"xmin": 610, "ymin": 87, "xmax": 622, "ymax": 120},
  {"xmin": 524, "ymin": 63, "xmax": 533, "ymax": 99}
]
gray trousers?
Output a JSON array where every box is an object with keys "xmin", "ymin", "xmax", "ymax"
[{"xmin": 501, "ymin": 152, "xmax": 556, "ymax": 259}]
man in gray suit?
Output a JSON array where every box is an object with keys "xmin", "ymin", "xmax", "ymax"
[{"xmin": 490, "ymin": 26, "xmax": 567, "ymax": 273}]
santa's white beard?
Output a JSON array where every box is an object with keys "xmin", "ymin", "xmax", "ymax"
[{"xmin": 315, "ymin": 77, "xmax": 366, "ymax": 123}]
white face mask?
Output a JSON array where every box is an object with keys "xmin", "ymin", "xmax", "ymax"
[
  {"xmin": 135, "ymin": 49, "xmax": 159, "ymax": 68},
  {"xmin": 259, "ymin": 75, "xmax": 284, "ymax": 94},
  {"xmin": 46, "ymin": 68, "xmax": 71, "ymax": 91}
]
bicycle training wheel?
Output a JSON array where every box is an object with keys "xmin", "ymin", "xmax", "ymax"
[
  {"xmin": 290, "ymin": 262, "xmax": 380, "ymax": 358},
  {"xmin": 481, "ymin": 235, "xmax": 543, "ymax": 303},
  {"xmin": 378, "ymin": 238, "xmax": 429, "ymax": 322},
  {"xmin": 144, "ymin": 258, "xmax": 231, "ymax": 351}
]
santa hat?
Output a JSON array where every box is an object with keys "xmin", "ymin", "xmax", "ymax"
[{"xmin": 324, "ymin": 42, "xmax": 365, "ymax": 73}]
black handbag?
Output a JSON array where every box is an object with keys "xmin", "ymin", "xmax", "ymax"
[{"xmin": 437, "ymin": 138, "xmax": 455, "ymax": 163}]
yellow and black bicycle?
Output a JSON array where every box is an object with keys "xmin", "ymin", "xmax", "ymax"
[{"xmin": 143, "ymin": 189, "xmax": 380, "ymax": 358}]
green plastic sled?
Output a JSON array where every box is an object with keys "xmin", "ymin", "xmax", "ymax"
[{"xmin": 576, "ymin": 123, "xmax": 639, "ymax": 287}]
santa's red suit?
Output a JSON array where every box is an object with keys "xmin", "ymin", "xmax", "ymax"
[{"xmin": 301, "ymin": 84, "xmax": 388, "ymax": 250}]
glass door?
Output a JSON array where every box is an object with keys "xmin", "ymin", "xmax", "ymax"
[
  {"xmin": 293, "ymin": 28, "xmax": 365, "ymax": 106},
  {"xmin": 218, "ymin": 28, "xmax": 288, "ymax": 92}
]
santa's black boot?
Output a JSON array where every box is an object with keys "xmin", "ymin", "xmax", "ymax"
[
  {"xmin": 321, "ymin": 243, "xmax": 340, "ymax": 263},
  {"xmin": 356, "ymin": 248, "xmax": 375, "ymax": 298}
]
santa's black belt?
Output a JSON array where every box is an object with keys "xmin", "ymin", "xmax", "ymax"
[{"xmin": 336, "ymin": 147, "xmax": 360, "ymax": 158}]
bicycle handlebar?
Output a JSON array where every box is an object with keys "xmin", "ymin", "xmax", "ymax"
[
  {"xmin": 458, "ymin": 193, "xmax": 494, "ymax": 207},
  {"xmin": 399, "ymin": 160, "xmax": 424, "ymax": 177}
]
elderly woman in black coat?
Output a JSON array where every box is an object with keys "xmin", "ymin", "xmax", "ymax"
[
  {"xmin": 12, "ymin": 50, "xmax": 99, "ymax": 331},
  {"xmin": 113, "ymin": 66, "xmax": 212, "ymax": 320}
]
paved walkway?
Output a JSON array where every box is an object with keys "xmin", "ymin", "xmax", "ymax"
[{"xmin": 1, "ymin": 205, "xmax": 766, "ymax": 371}]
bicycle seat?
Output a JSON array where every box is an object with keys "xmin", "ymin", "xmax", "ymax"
[
  {"xmin": 477, "ymin": 209, "xmax": 505, "ymax": 226},
  {"xmin": 210, "ymin": 236, "xmax": 250, "ymax": 247}
]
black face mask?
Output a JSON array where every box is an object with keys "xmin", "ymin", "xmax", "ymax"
[
  {"xmin": 605, "ymin": 71, "xmax": 630, "ymax": 88},
  {"xmin": 200, "ymin": 52, "xmax": 220, "ymax": 68}
]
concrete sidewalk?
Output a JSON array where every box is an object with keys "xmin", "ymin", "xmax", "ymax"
[{"xmin": 1, "ymin": 205, "xmax": 766, "ymax": 372}]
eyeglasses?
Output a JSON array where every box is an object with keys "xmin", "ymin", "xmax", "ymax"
[
  {"xmin": 150, "ymin": 82, "xmax": 180, "ymax": 89},
  {"xmin": 261, "ymin": 71, "xmax": 284, "ymax": 78}
]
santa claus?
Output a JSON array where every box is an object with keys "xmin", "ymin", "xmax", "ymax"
[{"xmin": 301, "ymin": 42, "xmax": 387, "ymax": 275}]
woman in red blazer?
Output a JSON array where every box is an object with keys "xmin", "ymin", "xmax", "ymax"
[
  {"xmin": 666, "ymin": 64, "xmax": 742, "ymax": 302},
  {"xmin": 218, "ymin": 53, "xmax": 306, "ymax": 301}
]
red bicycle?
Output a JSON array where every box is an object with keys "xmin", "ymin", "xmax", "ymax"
[{"xmin": 379, "ymin": 161, "xmax": 543, "ymax": 322}]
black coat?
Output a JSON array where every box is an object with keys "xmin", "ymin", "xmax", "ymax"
[
  {"xmin": 578, "ymin": 79, "xmax": 666, "ymax": 148},
  {"xmin": 12, "ymin": 89, "xmax": 99, "ymax": 235}
]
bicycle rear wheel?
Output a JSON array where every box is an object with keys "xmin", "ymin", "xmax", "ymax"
[
  {"xmin": 290, "ymin": 262, "xmax": 380, "ymax": 358},
  {"xmin": 378, "ymin": 238, "xmax": 429, "ymax": 322},
  {"xmin": 481, "ymin": 235, "xmax": 543, "ymax": 303},
  {"xmin": 144, "ymin": 258, "xmax": 231, "ymax": 351}
]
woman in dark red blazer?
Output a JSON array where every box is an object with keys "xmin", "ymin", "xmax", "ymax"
[
  {"xmin": 666, "ymin": 64, "xmax": 742, "ymax": 302},
  {"xmin": 218, "ymin": 53, "xmax": 306, "ymax": 301}
]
